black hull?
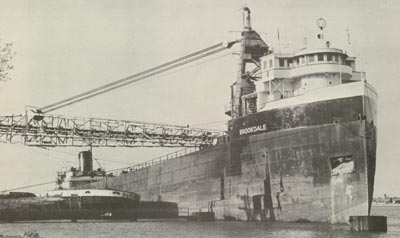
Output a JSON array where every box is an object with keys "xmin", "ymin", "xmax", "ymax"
[
  {"xmin": 0, "ymin": 200, "xmax": 178, "ymax": 222},
  {"xmin": 80, "ymin": 88, "xmax": 377, "ymax": 223}
]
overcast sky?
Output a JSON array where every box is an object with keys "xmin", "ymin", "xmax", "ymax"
[{"xmin": 0, "ymin": 0, "xmax": 399, "ymax": 196}]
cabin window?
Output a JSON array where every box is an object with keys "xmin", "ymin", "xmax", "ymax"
[
  {"xmin": 308, "ymin": 54, "xmax": 315, "ymax": 63},
  {"xmin": 113, "ymin": 191, "xmax": 121, "ymax": 195},
  {"xmin": 318, "ymin": 53, "xmax": 324, "ymax": 62},
  {"xmin": 279, "ymin": 58, "xmax": 285, "ymax": 67},
  {"xmin": 263, "ymin": 60, "xmax": 267, "ymax": 69},
  {"xmin": 269, "ymin": 59, "xmax": 273, "ymax": 68},
  {"xmin": 300, "ymin": 56, "xmax": 305, "ymax": 64},
  {"xmin": 296, "ymin": 57, "xmax": 300, "ymax": 65},
  {"xmin": 327, "ymin": 53, "xmax": 333, "ymax": 62},
  {"xmin": 330, "ymin": 155, "xmax": 355, "ymax": 176},
  {"xmin": 85, "ymin": 191, "xmax": 91, "ymax": 194}
]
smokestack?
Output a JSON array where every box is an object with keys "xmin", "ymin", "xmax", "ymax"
[
  {"xmin": 79, "ymin": 150, "xmax": 93, "ymax": 173},
  {"xmin": 243, "ymin": 7, "xmax": 252, "ymax": 31}
]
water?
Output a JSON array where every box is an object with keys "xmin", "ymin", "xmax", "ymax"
[{"xmin": 0, "ymin": 206, "xmax": 398, "ymax": 238}]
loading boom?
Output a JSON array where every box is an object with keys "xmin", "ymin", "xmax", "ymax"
[
  {"xmin": 0, "ymin": 113, "xmax": 222, "ymax": 147},
  {"xmin": 0, "ymin": 41, "xmax": 238, "ymax": 148}
]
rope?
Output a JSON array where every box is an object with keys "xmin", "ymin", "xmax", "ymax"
[
  {"xmin": 1, "ymin": 181, "xmax": 56, "ymax": 193},
  {"xmin": 38, "ymin": 43, "xmax": 227, "ymax": 113},
  {"xmin": 191, "ymin": 120, "xmax": 228, "ymax": 127},
  {"xmin": 42, "ymin": 47, "xmax": 228, "ymax": 113}
]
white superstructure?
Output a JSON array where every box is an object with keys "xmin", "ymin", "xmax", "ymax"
[
  {"xmin": 47, "ymin": 189, "xmax": 139, "ymax": 200},
  {"xmin": 250, "ymin": 48, "xmax": 367, "ymax": 112}
]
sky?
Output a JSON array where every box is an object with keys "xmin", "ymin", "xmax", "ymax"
[{"xmin": 0, "ymin": 0, "xmax": 399, "ymax": 196}]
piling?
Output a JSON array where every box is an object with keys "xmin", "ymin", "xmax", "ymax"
[{"xmin": 349, "ymin": 216, "xmax": 387, "ymax": 232}]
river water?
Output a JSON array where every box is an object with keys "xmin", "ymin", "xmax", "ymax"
[{"xmin": 0, "ymin": 205, "xmax": 398, "ymax": 238}]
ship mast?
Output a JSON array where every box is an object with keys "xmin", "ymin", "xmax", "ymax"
[{"xmin": 230, "ymin": 7, "xmax": 269, "ymax": 119}]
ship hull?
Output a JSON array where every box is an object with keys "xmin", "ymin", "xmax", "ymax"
[
  {"xmin": 82, "ymin": 82, "xmax": 377, "ymax": 224},
  {"xmin": 0, "ymin": 198, "xmax": 178, "ymax": 222},
  {"xmin": 0, "ymin": 191, "xmax": 178, "ymax": 222}
]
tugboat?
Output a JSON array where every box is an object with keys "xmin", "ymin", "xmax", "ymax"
[{"xmin": 0, "ymin": 151, "xmax": 178, "ymax": 222}]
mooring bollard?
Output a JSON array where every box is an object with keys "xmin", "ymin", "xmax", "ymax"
[{"xmin": 349, "ymin": 216, "xmax": 387, "ymax": 232}]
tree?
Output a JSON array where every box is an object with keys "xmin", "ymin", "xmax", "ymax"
[{"xmin": 0, "ymin": 39, "xmax": 15, "ymax": 82}]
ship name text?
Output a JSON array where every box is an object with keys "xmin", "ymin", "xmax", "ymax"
[{"xmin": 239, "ymin": 124, "xmax": 267, "ymax": 135}]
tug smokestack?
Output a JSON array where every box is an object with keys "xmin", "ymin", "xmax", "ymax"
[{"xmin": 79, "ymin": 150, "xmax": 93, "ymax": 173}]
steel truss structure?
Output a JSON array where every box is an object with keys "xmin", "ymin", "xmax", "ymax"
[{"xmin": 0, "ymin": 113, "xmax": 223, "ymax": 147}]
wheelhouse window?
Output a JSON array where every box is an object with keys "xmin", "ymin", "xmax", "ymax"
[
  {"xmin": 287, "ymin": 58, "xmax": 293, "ymax": 67},
  {"xmin": 317, "ymin": 53, "xmax": 324, "ymax": 62},
  {"xmin": 327, "ymin": 53, "xmax": 333, "ymax": 62},
  {"xmin": 308, "ymin": 54, "xmax": 315, "ymax": 63},
  {"xmin": 300, "ymin": 56, "xmax": 305, "ymax": 65},
  {"xmin": 333, "ymin": 55, "xmax": 338, "ymax": 62},
  {"xmin": 263, "ymin": 60, "xmax": 267, "ymax": 69},
  {"xmin": 269, "ymin": 59, "xmax": 273, "ymax": 68},
  {"xmin": 279, "ymin": 58, "xmax": 285, "ymax": 67}
]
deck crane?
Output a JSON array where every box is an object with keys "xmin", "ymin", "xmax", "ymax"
[{"xmin": 0, "ymin": 41, "xmax": 238, "ymax": 148}]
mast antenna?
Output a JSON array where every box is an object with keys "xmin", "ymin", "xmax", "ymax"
[
  {"xmin": 347, "ymin": 28, "xmax": 351, "ymax": 45},
  {"xmin": 243, "ymin": 7, "xmax": 252, "ymax": 30},
  {"xmin": 278, "ymin": 28, "xmax": 281, "ymax": 52},
  {"xmin": 316, "ymin": 18, "xmax": 326, "ymax": 46}
]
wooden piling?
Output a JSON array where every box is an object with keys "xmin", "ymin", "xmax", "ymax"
[{"xmin": 349, "ymin": 216, "xmax": 387, "ymax": 232}]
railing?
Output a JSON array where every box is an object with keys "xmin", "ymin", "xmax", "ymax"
[
  {"xmin": 257, "ymin": 81, "xmax": 363, "ymax": 110},
  {"xmin": 112, "ymin": 147, "xmax": 200, "ymax": 176},
  {"xmin": 179, "ymin": 207, "xmax": 190, "ymax": 216},
  {"xmin": 178, "ymin": 207, "xmax": 209, "ymax": 216}
]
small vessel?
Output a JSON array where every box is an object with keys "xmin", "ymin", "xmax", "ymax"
[
  {"xmin": 0, "ymin": 150, "xmax": 179, "ymax": 222},
  {"xmin": 0, "ymin": 189, "xmax": 177, "ymax": 222}
]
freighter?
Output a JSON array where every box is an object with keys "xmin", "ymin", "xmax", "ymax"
[{"xmin": 60, "ymin": 8, "xmax": 377, "ymax": 223}]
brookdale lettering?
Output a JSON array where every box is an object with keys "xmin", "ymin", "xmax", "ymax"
[{"xmin": 239, "ymin": 124, "xmax": 267, "ymax": 135}]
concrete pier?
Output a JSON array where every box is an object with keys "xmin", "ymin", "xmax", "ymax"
[{"xmin": 349, "ymin": 216, "xmax": 387, "ymax": 232}]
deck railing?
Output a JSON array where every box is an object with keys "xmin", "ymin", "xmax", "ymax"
[{"xmin": 111, "ymin": 147, "xmax": 200, "ymax": 176}]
